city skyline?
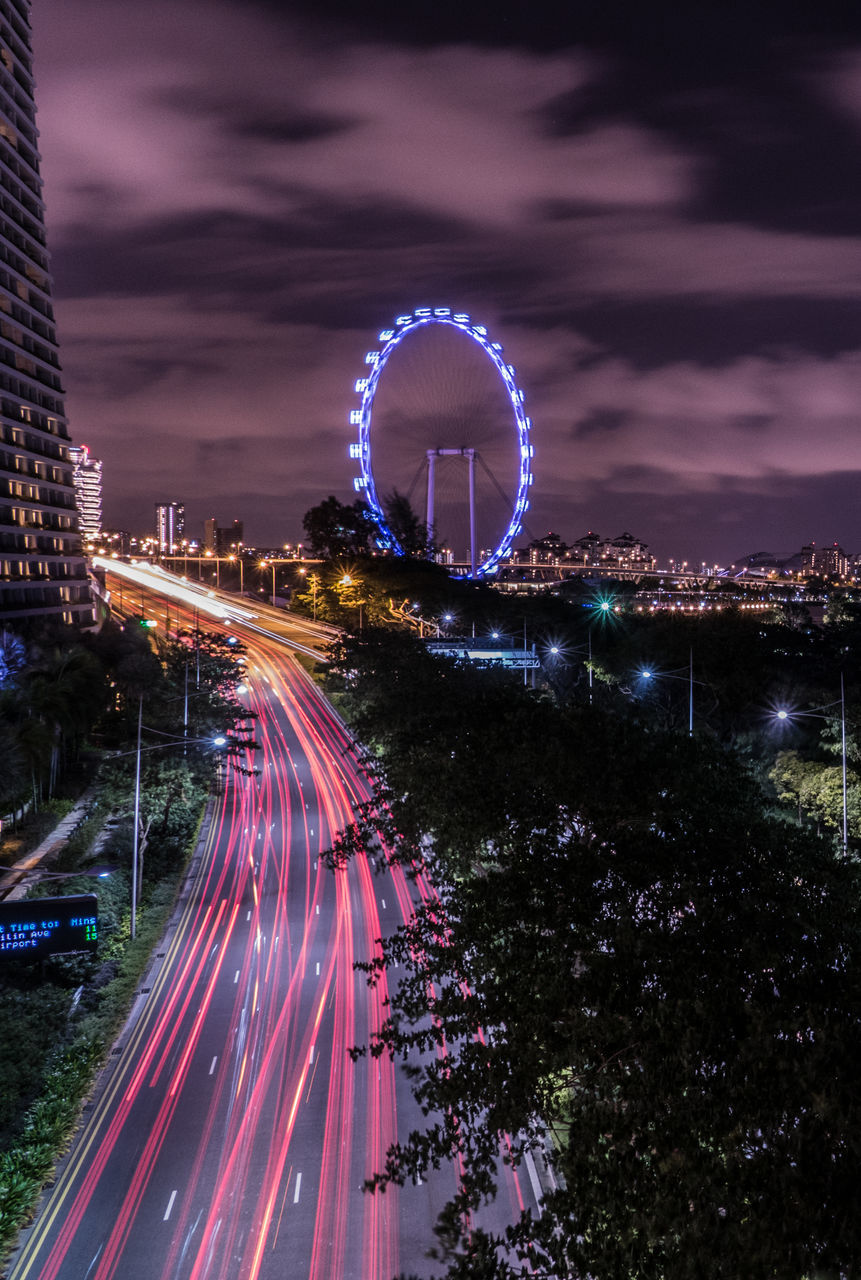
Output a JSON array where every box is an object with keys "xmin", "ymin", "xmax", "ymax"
[{"xmin": 30, "ymin": 0, "xmax": 861, "ymax": 565}]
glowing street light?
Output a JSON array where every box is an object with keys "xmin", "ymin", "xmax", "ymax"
[
  {"xmin": 637, "ymin": 649, "xmax": 698, "ymax": 737},
  {"xmin": 336, "ymin": 571, "xmax": 364, "ymax": 631},
  {"xmin": 543, "ymin": 636, "xmax": 594, "ymax": 703},
  {"xmin": 120, "ymin": 698, "xmax": 230, "ymax": 939},
  {"xmin": 228, "ymin": 553, "xmax": 244, "ymax": 593}
]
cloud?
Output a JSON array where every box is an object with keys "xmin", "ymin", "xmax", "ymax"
[
  {"xmin": 34, "ymin": 0, "xmax": 697, "ymax": 237},
  {"xmin": 30, "ymin": 0, "xmax": 861, "ymax": 563}
]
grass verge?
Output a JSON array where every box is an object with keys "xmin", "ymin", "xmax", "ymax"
[{"xmin": 0, "ymin": 802, "xmax": 208, "ymax": 1262}]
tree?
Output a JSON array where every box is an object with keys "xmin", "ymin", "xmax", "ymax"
[
  {"xmin": 0, "ymin": 719, "xmax": 27, "ymax": 812},
  {"xmin": 0, "ymin": 639, "xmax": 107, "ymax": 809},
  {"xmin": 302, "ymin": 495, "xmax": 376, "ymax": 558},
  {"xmin": 383, "ymin": 489, "xmax": 435, "ymax": 557},
  {"xmin": 325, "ymin": 631, "xmax": 861, "ymax": 1279},
  {"xmin": 770, "ymin": 748, "xmax": 861, "ymax": 838}
]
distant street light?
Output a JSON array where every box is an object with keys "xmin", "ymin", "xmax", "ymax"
[
  {"xmin": 638, "ymin": 649, "xmax": 699, "ymax": 737},
  {"xmin": 544, "ymin": 635, "xmax": 594, "ymax": 704}
]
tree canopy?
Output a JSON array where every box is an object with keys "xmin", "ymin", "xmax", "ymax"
[
  {"xmin": 302, "ymin": 495, "xmax": 377, "ymax": 559},
  {"xmin": 324, "ymin": 627, "xmax": 861, "ymax": 1279}
]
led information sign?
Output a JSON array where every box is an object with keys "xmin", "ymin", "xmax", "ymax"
[{"xmin": 0, "ymin": 894, "xmax": 99, "ymax": 959}]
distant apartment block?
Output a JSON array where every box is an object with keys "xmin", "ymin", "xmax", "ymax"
[
  {"xmin": 204, "ymin": 517, "xmax": 243, "ymax": 554},
  {"xmin": 513, "ymin": 530, "xmax": 656, "ymax": 572},
  {"xmin": 69, "ymin": 444, "xmax": 102, "ymax": 541},
  {"xmin": 0, "ymin": 0, "xmax": 93, "ymax": 622},
  {"xmin": 801, "ymin": 541, "xmax": 848, "ymax": 578},
  {"xmin": 155, "ymin": 501, "xmax": 185, "ymax": 554}
]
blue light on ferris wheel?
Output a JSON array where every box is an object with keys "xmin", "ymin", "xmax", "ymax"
[{"xmin": 350, "ymin": 308, "xmax": 535, "ymax": 580}]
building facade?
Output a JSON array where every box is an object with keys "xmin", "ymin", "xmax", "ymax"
[
  {"xmin": 512, "ymin": 530, "xmax": 656, "ymax": 573},
  {"xmin": 155, "ymin": 501, "xmax": 184, "ymax": 554},
  {"xmin": 800, "ymin": 541, "xmax": 848, "ymax": 579},
  {"xmin": 69, "ymin": 444, "xmax": 102, "ymax": 541},
  {"xmin": 0, "ymin": 0, "xmax": 92, "ymax": 623},
  {"xmin": 204, "ymin": 517, "xmax": 243, "ymax": 554}
]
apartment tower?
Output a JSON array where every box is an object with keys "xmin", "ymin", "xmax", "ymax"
[
  {"xmin": 0, "ymin": 0, "xmax": 93, "ymax": 623},
  {"xmin": 155, "ymin": 501, "xmax": 184, "ymax": 554},
  {"xmin": 69, "ymin": 444, "xmax": 102, "ymax": 542}
]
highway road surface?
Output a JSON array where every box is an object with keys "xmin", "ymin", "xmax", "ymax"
[{"xmin": 8, "ymin": 572, "xmax": 535, "ymax": 1279}]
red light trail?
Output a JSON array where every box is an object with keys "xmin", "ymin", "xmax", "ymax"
[{"xmin": 8, "ymin": 580, "xmax": 532, "ymax": 1279}]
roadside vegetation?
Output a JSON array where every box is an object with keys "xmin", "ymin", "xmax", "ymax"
[
  {"xmin": 323, "ymin": 609, "xmax": 861, "ymax": 1279},
  {"xmin": 0, "ymin": 619, "xmax": 252, "ymax": 1257}
]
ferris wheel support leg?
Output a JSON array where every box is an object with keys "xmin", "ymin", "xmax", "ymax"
[
  {"xmin": 426, "ymin": 449, "xmax": 436, "ymax": 546},
  {"xmin": 468, "ymin": 448, "xmax": 477, "ymax": 577}
]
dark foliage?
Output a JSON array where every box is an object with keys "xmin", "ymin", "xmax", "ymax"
[{"xmin": 325, "ymin": 627, "xmax": 861, "ymax": 1279}]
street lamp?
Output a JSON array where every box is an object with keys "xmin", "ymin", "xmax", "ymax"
[
  {"xmin": 228, "ymin": 554, "xmax": 244, "ymax": 593},
  {"xmin": 638, "ymin": 649, "xmax": 698, "ymax": 736},
  {"xmin": 772, "ymin": 676, "xmax": 848, "ymax": 856},
  {"xmin": 260, "ymin": 560, "xmax": 276, "ymax": 601},
  {"xmin": 337, "ymin": 572, "xmax": 364, "ymax": 631},
  {"xmin": 544, "ymin": 636, "xmax": 594, "ymax": 703},
  {"xmin": 124, "ymin": 695, "xmax": 229, "ymax": 939}
]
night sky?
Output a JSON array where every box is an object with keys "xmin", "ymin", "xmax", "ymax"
[{"xmin": 31, "ymin": 0, "xmax": 861, "ymax": 565}]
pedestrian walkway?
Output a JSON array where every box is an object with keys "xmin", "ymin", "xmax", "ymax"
[{"xmin": 0, "ymin": 789, "xmax": 98, "ymax": 901}]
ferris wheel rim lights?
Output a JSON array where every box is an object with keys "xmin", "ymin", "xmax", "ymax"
[{"xmin": 349, "ymin": 309, "xmax": 534, "ymax": 578}]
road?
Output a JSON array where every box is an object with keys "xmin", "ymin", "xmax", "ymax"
[{"xmin": 8, "ymin": 578, "xmax": 534, "ymax": 1279}]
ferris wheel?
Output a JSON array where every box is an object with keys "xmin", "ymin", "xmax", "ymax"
[{"xmin": 348, "ymin": 308, "xmax": 535, "ymax": 577}]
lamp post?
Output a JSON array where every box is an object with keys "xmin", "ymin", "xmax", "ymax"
[
  {"xmin": 338, "ymin": 573, "xmax": 363, "ymax": 632},
  {"xmin": 773, "ymin": 676, "xmax": 848, "ymax": 856},
  {"xmin": 259, "ymin": 560, "xmax": 277, "ymax": 602},
  {"xmin": 639, "ymin": 649, "xmax": 698, "ymax": 736},
  {"xmin": 122, "ymin": 701, "xmax": 228, "ymax": 939},
  {"xmin": 546, "ymin": 636, "xmax": 595, "ymax": 704},
  {"xmin": 229, "ymin": 554, "xmax": 244, "ymax": 593}
]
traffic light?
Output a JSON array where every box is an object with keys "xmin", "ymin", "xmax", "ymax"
[{"xmin": 139, "ymin": 618, "xmax": 158, "ymax": 629}]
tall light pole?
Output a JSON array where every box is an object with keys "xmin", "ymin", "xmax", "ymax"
[
  {"xmin": 131, "ymin": 694, "xmax": 142, "ymax": 939},
  {"xmin": 639, "ymin": 649, "xmax": 699, "ymax": 737},
  {"xmin": 258, "ymin": 560, "xmax": 277, "ymax": 602},
  {"xmin": 126, "ymin": 714, "xmax": 228, "ymax": 939},
  {"xmin": 229, "ymin": 554, "xmax": 244, "ymax": 593},
  {"xmin": 543, "ymin": 637, "xmax": 594, "ymax": 703}
]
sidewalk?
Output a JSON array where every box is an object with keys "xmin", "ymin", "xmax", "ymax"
[{"xmin": 0, "ymin": 789, "xmax": 98, "ymax": 902}]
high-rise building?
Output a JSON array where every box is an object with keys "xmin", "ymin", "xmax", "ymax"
[
  {"xmin": 155, "ymin": 501, "xmax": 184, "ymax": 554},
  {"xmin": 69, "ymin": 444, "xmax": 102, "ymax": 541},
  {"xmin": 0, "ymin": 0, "xmax": 93, "ymax": 623},
  {"xmin": 801, "ymin": 541, "xmax": 848, "ymax": 579},
  {"xmin": 204, "ymin": 517, "xmax": 243, "ymax": 554}
]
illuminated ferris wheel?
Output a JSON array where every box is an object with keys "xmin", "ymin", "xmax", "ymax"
[{"xmin": 349, "ymin": 308, "xmax": 535, "ymax": 577}]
